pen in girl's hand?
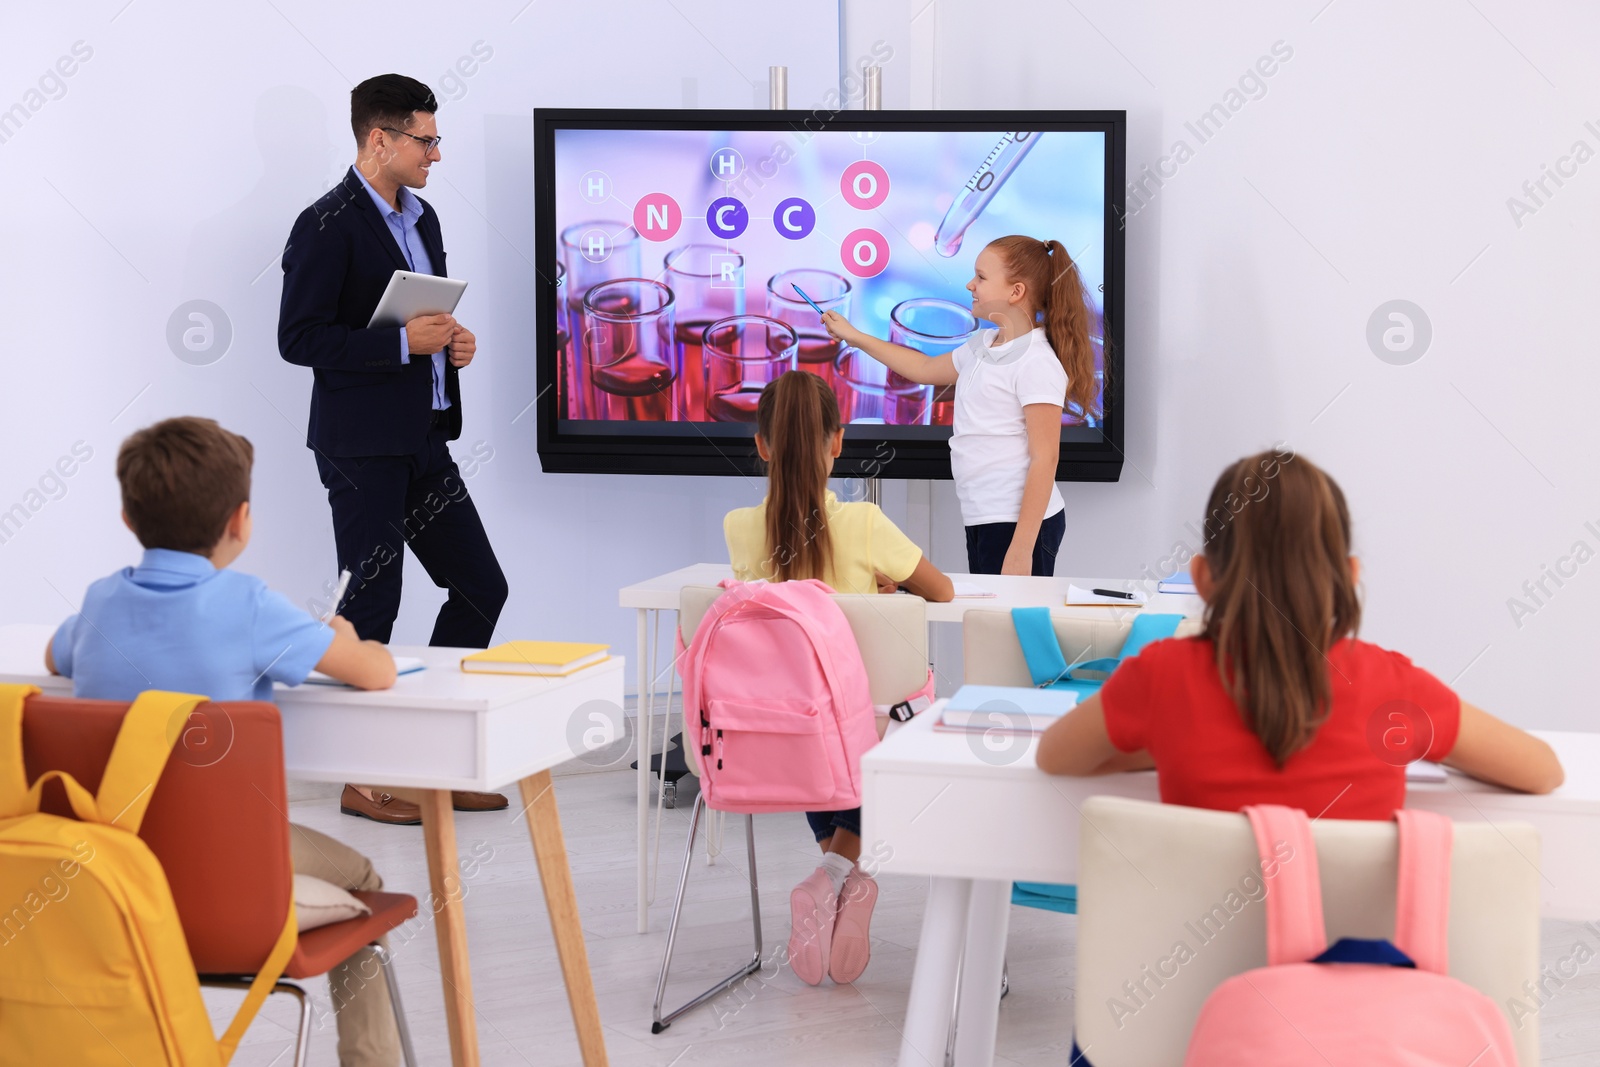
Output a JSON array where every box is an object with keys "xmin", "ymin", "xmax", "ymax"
[
  {"xmin": 322, "ymin": 569, "xmax": 352, "ymax": 623},
  {"xmin": 1091, "ymin": 588, "xmax": 1137, "ymax": 600},
  {"xmin": 791, "ymin": 283, "xmax": 825, "ymax": 317}
]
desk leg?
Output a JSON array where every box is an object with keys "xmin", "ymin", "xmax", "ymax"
[
  {"xmin": 636, "ymin": 607, "xmax": 650, "ymax": 934},
  {"xmin": 520, "ymin": 771, "xmax": 609, "ymax": 1066},
  {"xmin": 952, "ymin": 879, "xmax": 1011, "ymax": 1067},
  {"xmin": 899, "ymin": 876, "xmax": 972, "ymax": 1067},
  {"xmin": 419, "ymin": 789, "xmax": 480, "ymax": 1067}
]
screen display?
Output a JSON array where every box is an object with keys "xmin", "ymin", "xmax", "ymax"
[{"xmin": 550, "ymin": 127, "xmax": 1107, "ymax": 441}]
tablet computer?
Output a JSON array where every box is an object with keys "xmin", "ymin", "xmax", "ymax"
[{"xmin": 367, "ymin": 270, "xmax": 468, "ymax": 328}]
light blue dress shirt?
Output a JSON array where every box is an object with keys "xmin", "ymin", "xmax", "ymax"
[
  {"xmin": 354, "ymin": 168, "xmax": 451, "ymax": 410},
  {"xmin": 52, "ymin": 549, "xmax": 336, "ymax": 703}
]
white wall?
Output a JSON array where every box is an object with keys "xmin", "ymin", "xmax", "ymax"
[
  {"xmin": 0, "ymin": 1, "xmax": 846, "ymax": 688},
  {"xmin": 5, "ymin": 1, "xmax": 1597, "ymax": 729},
  {"xmin": 910, "ymin": 0, "xmax": 1600, "ymax": 728}
]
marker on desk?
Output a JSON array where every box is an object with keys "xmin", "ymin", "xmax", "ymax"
[
  {"xmin": 791, "ymin": 283, "xmax": 826, "ymax": 317},
  {"xmin": 1091, "ymin": 588, "xmax": 1137, "ymax": 601},
  {"xmin": 322, "ymin": 569, "xmax": 352, "ymax": 623}
]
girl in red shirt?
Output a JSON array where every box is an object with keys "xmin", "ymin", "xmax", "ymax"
[{"xmin": 1037, "ymin": 450, "xmax": 1562, "ymax": 818}]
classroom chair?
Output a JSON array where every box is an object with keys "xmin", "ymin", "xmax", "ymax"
[
  {"xmin": 20, "ymin": 694, "xmax": 421, "ymax": 1067},
  {"xmin": 651, "ymin": 585, "xmax": 929, "ymax": 1032},
  {"xmin": 1074, "ymin": 795, "xmax": 1541, "ymax": 1067},
  {"xmin": 963, "ymin": 608, "xmax": 1203, "ymax": 908},
  {"xmin": 942, "ymin": 610, "xmax": 1201, "ymax": 1055}
]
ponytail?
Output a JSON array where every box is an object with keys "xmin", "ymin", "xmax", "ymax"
[
  {"xmin": 985, "ymin": 235, "xmax": 1099, "ymax": 421},
  {"xmin": 1042, "ymin": 240, "xmax": 1099, "ymax": 421},
  {"xmin": 755, "ymin": 371, "xmax": 839, "ymax": 582},
  {"xmin": 1200, "ymin": 450, "xmax": 1361, "ymax": 766}
]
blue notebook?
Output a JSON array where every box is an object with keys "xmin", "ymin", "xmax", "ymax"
[
  {"xmin": 303, "ymin": 657, "xmax": 426, "ymax": 686},
  {"xmin": 937, "ymin": 685, "xmax": 1078, "ymax": 732}
]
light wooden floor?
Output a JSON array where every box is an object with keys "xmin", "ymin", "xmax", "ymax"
[{"xmin": 211, "ymin": 739, "xmax": 1600, "ymax": 1065}]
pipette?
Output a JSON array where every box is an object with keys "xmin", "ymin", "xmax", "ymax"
[{"xmin": 933, "ymin": 131, "xmax": 1042, "ymax": 258}]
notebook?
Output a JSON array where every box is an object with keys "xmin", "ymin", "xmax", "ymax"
[
  {"xmin": 1065, "ymin": 584, "xmax": 1149, "ymax": 607},
  {"xmin": 304, "ymin": 657, "xmax": 426, "ymax": 686},
  {"xmin": 460, "ymin": 641, "xmax": 610, "ymax": 676},
  {"xmin": 935, "ymin": 685, "xmax": 1079, "ymax": 734},
  {"xmin": 953, "ymin": 581, "xmax": 996, "ymax": 598},
  {"xmin": 1404, "ymin": 760, "xmax": 1449, "ymax": 783},
  {"xmin": 1157, "ymin": 575, "xmax": 1198, "ymax": 595}
]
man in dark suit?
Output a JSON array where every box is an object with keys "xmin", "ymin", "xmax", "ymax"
[{"xmin": 279, "ymin": 74, "xmax": 509, "ymax": 821}]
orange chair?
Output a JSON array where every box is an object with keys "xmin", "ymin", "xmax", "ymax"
[{"xmin": 21, "ymin": 694, "xmax": 420, "ymax": 1067}]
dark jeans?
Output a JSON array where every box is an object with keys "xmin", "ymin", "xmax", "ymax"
[
  {"xmin": 965, "ymin": 508, "xmax": 1066, "ymax": 576},
  {"xmin": 806, "ymin": 808, "xmax": 862, "ymax": 844},
  {"xmin": 314, "ymin": 426, "xmax": 508, "ymax": 647}
]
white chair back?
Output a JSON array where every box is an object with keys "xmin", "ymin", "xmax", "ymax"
[
  {"xmin": 1076, "ymin": 795, "xmax": 1541, "ymax": 1066},
  {"xmin": 961, "ymin": 608, "xmax": 1202, "ymax": 685},
  {"xmin": 678, "ymin": 585, "xmax": 929, "ymax": 774}
]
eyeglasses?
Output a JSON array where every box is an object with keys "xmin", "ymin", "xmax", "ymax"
[{"xmin": 382, "ymin": 127, "xmax": 442, "ymax": 152}]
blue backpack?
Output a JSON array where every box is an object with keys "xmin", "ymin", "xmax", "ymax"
[{"xmin": 1010, "ymin": 608, "xmax": 1185, "ymax": 914}]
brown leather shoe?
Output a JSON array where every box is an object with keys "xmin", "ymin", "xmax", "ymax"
[
  {"xmin": 340, "ymin": 784, "xmax": 423, "ymax": 825},
  {"xmin": 451, "ymin": 790, "xmax": 510, "ymax": 812}
]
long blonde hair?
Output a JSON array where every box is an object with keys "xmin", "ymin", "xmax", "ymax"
[
  {"xmin": 1201, "ymin": 451, "xmax": 1362, "ymax": 766},
  {"xmin": 985, "ymin": 235, "xmax": 1098, "ymax": 419},
  {"xmin": 755, "ymin": 371, "xmax": 838, "ymax": 582}
]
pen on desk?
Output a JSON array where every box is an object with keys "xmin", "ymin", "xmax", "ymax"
[
  {"xmin": 322, "ymin": 569, "xmax": 352, "ymax": 623},
  {"xmin": 1091, "ymin": 587, "xmax": 1137, "ymax": 600}
]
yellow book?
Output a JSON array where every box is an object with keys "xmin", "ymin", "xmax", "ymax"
[{"xmin": 460, "ymin": 641, "xmax": 610, "ymax": 677}]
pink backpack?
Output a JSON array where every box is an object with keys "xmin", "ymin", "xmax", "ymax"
[
  {"xmin": 678, "ymin": 580, "xmax": 880, "ymax": 814},
  {"xmin": 1184, "ymin": 804, "xmax": 1517, "ymax": 1066}
]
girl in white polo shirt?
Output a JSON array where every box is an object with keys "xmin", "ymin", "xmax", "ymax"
[{"xmin": 823, "ymin": 235, "xmax": 1098, "ymax": 574}]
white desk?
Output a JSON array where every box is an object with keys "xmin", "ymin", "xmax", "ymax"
[
  {"xmin": 618, "ymin": 563, "xmax": 1199, "ymax": 933},
  {"xmin": 0, "ymin": 623, "xmax": 622, "ymax": 1067},
  {"xmin": 862, "ymin": 702, "xmax": 1600, "ymax": 1067}
]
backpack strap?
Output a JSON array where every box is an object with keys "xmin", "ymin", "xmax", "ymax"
[
  {"xmin": 1392, "ymin": 808, "xmax": 1453, "ymax": 975},
  {"xmin": 97, "ymin": 691, "xmax": 209, "ymax": 833},
  {"xmin": 0, "ymin": 685, "xmax": 205, "ymax": 832},
  {"xmin": 22, "ymin": 769, "xmax": 102, "ymax": 822},
  {"xmin": 217, "ymin": 902, "xmax": 299, "ymax": 1064},
  {"xmin": 1117, "ymin": 613, "xmax": 1185, "ymax": 658},
  {"xmin": 1010, "ymin": 608, "xmax": 1071, "ymax": 687},
  {"xmin": 1245, "ymin": 804, "xmax": 1327, "ymax": 965},
  {"xmin": 0, "ymin": 683, "xmax": 42, "ymax": 818}
]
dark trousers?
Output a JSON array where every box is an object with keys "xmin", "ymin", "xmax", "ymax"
[
  {"xmin": 806, "ymin": 808, "xmax": 862, "ymax": 844},
  {"xmin": 965, "ymin": 508, "xmax": 1066, "ymax": 577},
  {"xmin": 314, "ymin": 427, "xmax": 508, "ymax": 647}
]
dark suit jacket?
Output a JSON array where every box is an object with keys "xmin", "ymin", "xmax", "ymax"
[{"xmin": 278, "ymin": 167, "xmax": 462, "ymax": 457}]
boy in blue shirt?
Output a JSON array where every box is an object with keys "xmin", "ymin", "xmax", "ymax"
[{"xmin": 49, "ymin": 416, "xmax": 403, "ymax": 1067}]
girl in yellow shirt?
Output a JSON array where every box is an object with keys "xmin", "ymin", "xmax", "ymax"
[
  {"xmin": 724, "ymin": 371, "xmax": 953, "ymax": 600},
  {"xmin": 723, "ymin": 370, "xmax": 952, "ymax": 986}
]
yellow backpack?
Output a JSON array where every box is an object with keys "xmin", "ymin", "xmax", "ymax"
[{"xmin": 0, "ymin": 685, "xmax": 297, "ymax": 1065}]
